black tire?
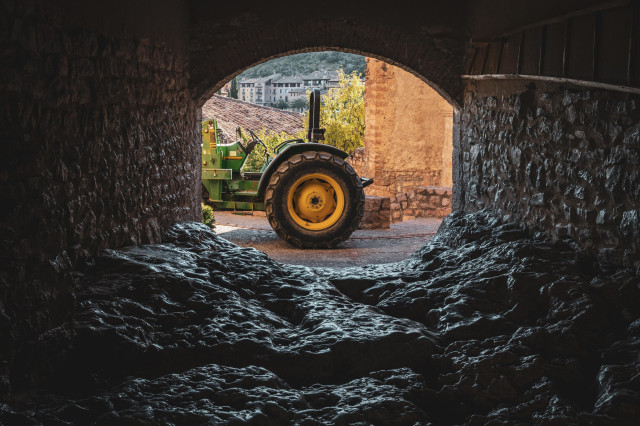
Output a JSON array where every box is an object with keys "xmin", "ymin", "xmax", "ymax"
[{"xmin": 264, "ymin": 151, "xmax": 365, "ymax": 248}]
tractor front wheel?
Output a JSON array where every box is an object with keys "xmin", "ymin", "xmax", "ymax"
[{"xmin": 264, "ymin": 151, "xmax": 364, "ymax": 248}]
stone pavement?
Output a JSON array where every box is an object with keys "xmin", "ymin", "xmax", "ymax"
[{"xmin": 212, "ymin": 211, "xmax": 442, "ymax": 268}]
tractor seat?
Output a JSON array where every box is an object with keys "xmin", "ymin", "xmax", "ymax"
[{"xmin": 242, "ymin": 172, "xmax": 262, "ymax": 180}]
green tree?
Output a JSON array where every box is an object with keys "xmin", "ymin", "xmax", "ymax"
[
  {"xmin": 273, "ymin": 98, "xmax": 289, "ymax": 109},
  {"xmin": 290, "ymin": 97, "xmax": 309, "ymax": 110},
  {"xmin": 239, "ymin": 52, "xmax": 366, "ymax": 78},
  {"xmin": 229, "ymin": 77, "xmax": 238, "ymax": 99},
  {"xmin": 201, "ymin": 203, "xmax": 215, "ymax": 229},
  {"xmin": 305, "ymin": 69, "xmax": 365, "ymax": 154}
]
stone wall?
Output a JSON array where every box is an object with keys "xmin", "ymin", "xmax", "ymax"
[
  {"xmin": 351, "ymin": 59, "xmax": 454, "ymax": 198},
  {"xmin": 359, "ymin": 196, "xmax": 391, "ymax": 229},
  {"xmin": 0, "ymin": 0, "xmax": 198, "ymax": 389},
  {"xmin": 461, "ymin": 79, "xmax": 640, "ymax": 267},
  {"xmin": 390, "ymin": 187, "xmax": 452, "ymax": 223},
  {"xmin": 188, "ymin": 2, "xmax": 467, "ymax": 106}
]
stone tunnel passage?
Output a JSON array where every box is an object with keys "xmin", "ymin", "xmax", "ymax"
[{"xmin": 3, "ymin": 1, "xmax": 640, "ymax": 424}]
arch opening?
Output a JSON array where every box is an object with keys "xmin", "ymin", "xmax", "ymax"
[{"xmin": 199, "ymin": 51, "xmax": 459, "ymax": 266}]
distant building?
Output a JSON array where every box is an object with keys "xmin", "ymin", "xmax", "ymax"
[
  {"xmin": 237, "ymin": 70, "xmax": 344, "ymax": 109},
  {"xmin": 271, "ymin": 75, "xmax": 304, "ymax": 103},
  {"xmin": 239, "ymin": 74, "xmax": 281, "ymax": 106},
  {"xmin": 288, "ymin": 88, "xmax": 306, "ymax": 102},
  {"xmin": 302, "ymin": 71, "xmax": 339, "ymax": 90}
]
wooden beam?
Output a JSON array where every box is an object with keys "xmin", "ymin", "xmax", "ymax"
[
  {"xmin": 468, "ymin": 47, "xmax": 479, "ymax": 74},
  {"xmin": 478, "ymin": 0, "xmax": 629, "ymax": 39},
  {"xmin": 517, "ymin": 32, "xmax": 524, "ymax": 74},
  {"xmin": 563, "ymin": 19, "xmax": 570, "ymax": 78},
  {"xmin": 539, "ymin": 25, "xmax": 547, "ymax": 75},
  {"xmin": 496, "ymin": 40, "xmax": 504, "ymax": 74},
  {"xmin": 629, "ymin": 1, "xmax": 639, "ymax": 85},
  {"xmin": 461, "ymin": 73, "xmax": 640, "ymax": 94},
  {"xmin": 593, "ymin": 12, "xmax": 601, "ymax": 81},
  {"xmin": 481, "ymin": 45, "xmax": 489, "ymax": 74}
]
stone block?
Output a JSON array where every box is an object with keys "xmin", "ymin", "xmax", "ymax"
[
  {"xmin": 360, "ymin": 195, "xmax": 390, "ymax": 229},
  {"xmin": 436, "ymin": 207, "xmax": 451, "ymax": 217},
  {"xmin": 530, "ymin": 193, "xmax": 546, "ymax": 206},
  {"xmin": 620, "ymin": 210, "xmax": 640, "ymax": 239}
]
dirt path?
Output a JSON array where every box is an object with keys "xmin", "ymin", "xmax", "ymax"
[{"xmin": 213, "ymin": 211, "xmax": 442, "ymax": 267}]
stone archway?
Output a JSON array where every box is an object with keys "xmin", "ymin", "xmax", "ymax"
[
  {"xmin": 187, "ymin": 4, "xmax": 467, "ymax": 109},
  {"xmin": 187, "ymin": 8, "xmax": 469, "ymax": 225}
]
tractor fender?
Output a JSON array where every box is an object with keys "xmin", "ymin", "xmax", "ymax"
[{"xmin": 256, "ymin": 143, "xmax": 349, "ymax": 197}]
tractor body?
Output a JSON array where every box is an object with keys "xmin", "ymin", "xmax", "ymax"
[{"xmin": 202, "ymin": 89, "xmax": 371, "ymax": 248}]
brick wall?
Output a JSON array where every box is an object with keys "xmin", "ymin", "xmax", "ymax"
[{"xmin": 349, "ymin": 59, "xmax": 454, "ymax": 199}]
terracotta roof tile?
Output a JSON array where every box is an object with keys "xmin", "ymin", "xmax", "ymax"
[{"xmin": 201, "ymin": 95, "xmax": 305, "ymax": 142}]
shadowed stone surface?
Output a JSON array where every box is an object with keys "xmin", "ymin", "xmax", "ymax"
[
  {"xmin": 1, "ymin": 211, "xmax": 639, "ymax": 424},
  {"xmin": 462, "ymin": 80, "xmax": 640, "ymax": 267}
]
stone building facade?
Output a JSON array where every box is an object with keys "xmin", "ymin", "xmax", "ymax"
[
  {"xmin": 351, "ymin": 59, "xmax": 454, "ymax": 199},
  {"xmin": 238, "ymin": 71, "xmax": 339, "ymax": 107}
]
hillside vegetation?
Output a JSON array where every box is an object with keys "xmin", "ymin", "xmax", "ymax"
[{"xmin": 239, "ymin": 52, "xmax": 365, "ymax": 78}]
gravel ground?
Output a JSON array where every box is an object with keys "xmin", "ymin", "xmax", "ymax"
[{"xmin": 213, "ymin": 211, "xmax": 443, "ymax": 267}]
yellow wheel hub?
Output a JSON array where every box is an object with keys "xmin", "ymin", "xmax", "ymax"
[{"xmin": 287, "ymin": 173, "xmax": 345, "ymax": 230}]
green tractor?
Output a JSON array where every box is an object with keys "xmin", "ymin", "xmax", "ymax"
[{"xmin": 202, "ymin": 89, "xmax": 372, "ymax": 248}]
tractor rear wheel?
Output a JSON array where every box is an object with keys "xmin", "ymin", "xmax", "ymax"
[{"xmin": 264, "ymin": 151, "xmax": 364, "ymax": 248}]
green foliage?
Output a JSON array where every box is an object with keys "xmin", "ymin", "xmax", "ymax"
[
  {"xmin": 229, "ymin": 77, "xmax": 239, "ymax": 99},
  {"xmin": 305, "ymin": 69, "xmax": 365, "ymax": 154},
  {"xmin": 201, "ymin": 203, "xmax": 215, "ymax": 229},
  {"xmin": 242, "ymin": 129, "xmax": 304, "ymax": 172},
  {"xmin": 290, "ymin": 98, "xmax": 309, "ymax": 110},
  {"xmin": 273, "ymin": 99, "xmax": 289, "ymax": 109},
  {"xmin": 239, "ymin": 52, "xmax": 365, "ymax": 79}
]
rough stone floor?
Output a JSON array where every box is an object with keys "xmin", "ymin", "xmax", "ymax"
[{"xmin": 1, "ymin": 211, "xmax": 639, "ymax": 424}]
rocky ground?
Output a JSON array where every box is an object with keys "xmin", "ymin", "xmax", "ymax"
[{"xmin": 1, "ymin": 211, "xmax": 639, "ymax": 424}]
